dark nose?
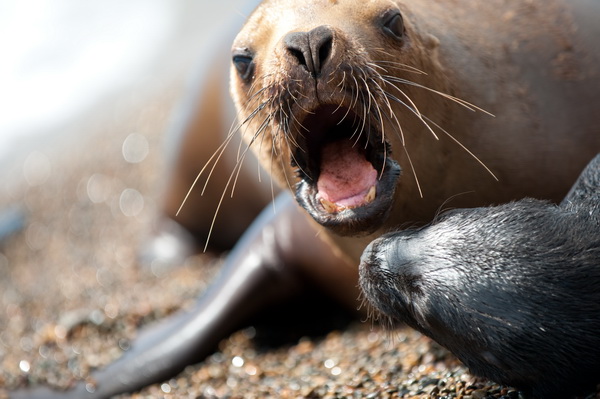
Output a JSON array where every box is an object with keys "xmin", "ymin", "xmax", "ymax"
[{"xmin": 284, "ymin": 25, "xmax": 334, "ymax": 77}]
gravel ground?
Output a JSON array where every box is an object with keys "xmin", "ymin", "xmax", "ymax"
[{"xmin": 0, "ymin": 87, "xmax": 596, "ymax": 399}]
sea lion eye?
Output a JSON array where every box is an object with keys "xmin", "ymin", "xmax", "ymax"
[
  {"xmin": 382, "ymin": 11, "xmax": 404, "ymax": 40},
  {"xmin": 232, "ymin": 50, "xmax": 255, "ymax": 81}
]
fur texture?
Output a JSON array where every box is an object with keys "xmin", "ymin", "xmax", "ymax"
[{"xmin": 359, "ymin": 155, "xmax": 600, "ymax": 398}]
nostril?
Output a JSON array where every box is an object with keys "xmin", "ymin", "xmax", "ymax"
[
  {"xmin": 289, "ymin": 47, "xmax": 307, "ymax": 68},
  {"xmin": 284, "ymin": 31, "xmax": 313, "ymax": 72},
  {"xmin": 284, "ymin": 26, "xmax": 334, "ymax": 77},
  {"xmin": 309, "ymin": 26, "xmax": 334, "ymax": 76},
  {"xmin": 315, "ymin": 33, "xmax": 333, "ymax": 72}
]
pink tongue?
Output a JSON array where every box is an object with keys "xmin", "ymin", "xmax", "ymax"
[{"xmin": 316, "ymin": 140, "xmax": 377, "ymax": 207}]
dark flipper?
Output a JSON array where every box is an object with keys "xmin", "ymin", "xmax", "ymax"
[{"xmin": 11, "ymin": 193, "xmax": 337, "ymax": 398}]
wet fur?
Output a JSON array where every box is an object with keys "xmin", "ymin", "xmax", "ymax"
[{"xmin": 359, "ymin": 155, "xmax": 600, "ymax": 398}]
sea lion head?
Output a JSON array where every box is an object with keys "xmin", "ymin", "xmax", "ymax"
[
  {"xmin": 230, "ymin": 0, "xmax": 450, "ymax": 237},
  {"xmin": 358, "ymin": 197, "xmax": 600, "ymax": 398}
]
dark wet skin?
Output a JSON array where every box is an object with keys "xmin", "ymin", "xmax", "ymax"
[{"xmin": 360, "ymin": 155, "xmax": 600, "ymax": 399}]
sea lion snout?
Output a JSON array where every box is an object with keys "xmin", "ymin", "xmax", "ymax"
[
  {"xmin": 360, "ymin": 234, "xmax": 415, "ymax": 274},
  {"xmin": 283, "ymin": 26, "xmax": 335, "ymax": 77},
  {"xmin": 359, "ymin": 233, "xmax": 423, "ymax": 326}
]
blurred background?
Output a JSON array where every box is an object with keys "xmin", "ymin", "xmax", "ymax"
[
  {"xmin": 0, "ymin": 0, "xmax": 257, "ymax": 167},
  {"xmin": 0, "ymin": 1, "xmax": 264, "ymax": 391}
]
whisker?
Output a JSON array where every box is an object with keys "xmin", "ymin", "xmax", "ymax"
[
  {"xmin": 231, "ymin": 115, "xmax": 275, "ymax": 197},
  {"xmin": 362, "ymin": 76, "xmax": 385, "ymax": 149},
  {"xmin": 432, "ymin": 191, "xmax": 475, "ymax": 224},
  {"xmin": 357, "ymin": 76, "xmax": 370, "ymax": 145},
  {"xmin": 376, "ymin": 81, "xmax": 405, "ymax": 146},
  {"xmin": 403, "ymin": 145, "xmax": 423, "ymax": 198},
  {"xmin": 383, "ymin": 75, "xmax": 494, "ymax": 116},
  {"xmin": 178, "ymin": 80, "xmax": 273, "ymax": 216},
  {"xmin": 361, "ymin": 75, "xmax": 373, "ymax": 121},
  {"xmin": 240, "ymin": 100, "xmax": 270, "ymax": 126},
  {"xmin": 333, "ymin": 72, "xmax": 350, "ymax": 119},
  {"xmin": 175, "ymin": 126, "xmax": 238, "ymax": 217},
  {"xmin": 280, "ymin": 134, "xmax": 300, "ymax": 189},
  {"xmin": 203, "ymin": 160, "xmax": 239, "ymax": 252},
  {"xmin": 383, "ymin": 91, "xmax": 439, "ymax": 140},
  {"xmin": 367, "ymin": 75, "xmax": 396, "ymax": 138},
  {"xmin": 270, "ymin": 163, "xmax": 277, "ymax": 213},
  {"xmin": 387, "ymin": 84, "xmax": 423, "ymax": 119},
  {"xmin": 287, "ymin": 103, "xmax": 309, "ymax": 135},
  {"xmin": 372, "ymin": 58, "xmax": 428, "ymax": 75},
  {"xmin": 423, "ymin": 115, "xmax": 499, "ymax": 181},
  {"xmin": 284, "ymin": 103, "xmax": 305, "ymax": 151},
  {"xmin": 282, "ymin": 112, "xmax": 313, "ymax": 181},
  {"xmin": 359, "ymin": 77, "xmax": 378, "ymax": 148},
  {"xmin": 230, "ymin": 146, "xmax": 251, "ymax": 198}
]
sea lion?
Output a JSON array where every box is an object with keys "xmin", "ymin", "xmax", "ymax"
[
  {"xmin": 12, "ymin": 0, "xmax": 600, "ymax": 397},
  {"xmin": 226, "ymin": 0, "xmax": 600, "ymax": 263},
  {"xmin": 359, "ymin": 154, "xmax": 600, "ymax": 398}
]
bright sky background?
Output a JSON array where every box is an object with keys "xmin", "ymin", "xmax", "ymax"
[{"xmin": 0, "ymin": 0, "xmax": 258, "ymax": 162}]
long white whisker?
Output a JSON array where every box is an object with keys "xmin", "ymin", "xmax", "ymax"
[
  {"xmin": 384, "ymin": 92, "xmax": 439, "ymax": 140},
  {"xmin": 231, "ymin": 114, "xmax": 274, "ymax": 198},
  {"xmin": 403, "ymin": 145, "xmax": 423, "ymax": 198},
  {"xmin": 175, "ymin": 126, "xmax": 238, "ymax": 217},
  {"xmin": 383, "ymin": 75, "xmax": 494, "ymax": 116},
  {"xmin": 423, "ymin": 115, "xmax": 499, "ymax": 181},
  {"xmin": 371, "ymin": 57, "xmax": 428, "ymax": 75},
  {"xmin": 203, "ymin": 161, "xmax": 239, "ymax": 252}
]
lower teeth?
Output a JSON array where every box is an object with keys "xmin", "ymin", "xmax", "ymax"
[{"xmin": 318, "ymin": 185, "xmax": 377, "ymax": 214}]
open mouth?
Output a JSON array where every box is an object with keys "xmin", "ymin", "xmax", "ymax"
[{"xmin": 293, "ymin": 105, "xmax": 401, "ymax": 236}]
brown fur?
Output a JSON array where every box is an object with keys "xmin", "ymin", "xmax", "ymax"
[{"xmin": 228, "ymin": 0, "xmax": 600, "ymax": 260}]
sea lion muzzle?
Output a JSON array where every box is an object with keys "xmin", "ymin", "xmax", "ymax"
[{"xmin": 269, "ymin": 25, "xmax": 403, "ymax": 236}]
